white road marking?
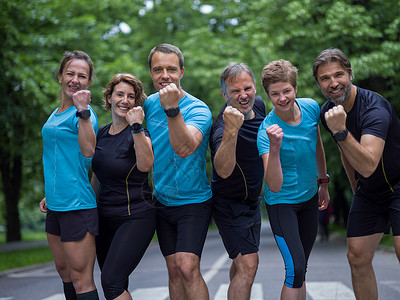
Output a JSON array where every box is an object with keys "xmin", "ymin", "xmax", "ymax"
[
  {"xmin": 203, "ymin": 252, "xmax": 230, "ymax": 283},
  {"xmin": 131, "ymin": 286, "xmax": 169, "ymax": 299},
  {"xmin": 214, "ymin": 283, "xmax": 263, "ymax": 300},
  {"xmin": 41, "ymin": 294, "xmax": 64, "ymax": 300},
  {"xmin": 306, "ymin": 281, "xmax": 356, "ymax": 300}
]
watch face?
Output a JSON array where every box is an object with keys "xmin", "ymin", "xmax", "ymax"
[
  {"xmin": 165, "ymin": 107, "xmax": 180, "ymax": 118},
  {"xmin": 132, "ymin": 123, "xmax": 142, "ymax": 131},
  {"xmin": 77, "ymin": 109, "xmax": 90, "ymax": 119},
  {"xmin": 334, "ymin": 130, "xmax": 348, "ymax": 142}
]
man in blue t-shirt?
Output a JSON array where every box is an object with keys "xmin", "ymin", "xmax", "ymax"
[
  {"xmin": 209, "ymin": 63, "xmax": 265, "ymax": 299},
  {"xmin": 314, "ymin": 48, "xmax": 400, "ymax": 300},
  {"xmin": 144, "ymin": 43, "xmax": 212, "ymax": 300}
]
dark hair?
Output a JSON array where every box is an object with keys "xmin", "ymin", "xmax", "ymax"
[
  {"xmin": 312, "ymin": 48, "xmax": 353, "ymax": 82},
  {"xmin": 102, "ymin": 73, "xmax": 147, "ymax": 111},
  {"xmin": 57, "ymin": 50, "xmax": 94, "ymax": 81},
  {"xmin": 148, "ymin": 43, "xmax": 184, "ymax": 70},
  {"xmin": 220, "ymin": 62, "xmax": 255, "ymax": 95},
  {"xmin": 261, "ymin": 59, "xmax": 298, "ymax": 94}
]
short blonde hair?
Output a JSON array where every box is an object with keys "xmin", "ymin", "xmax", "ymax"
[{"xmin": 261, "ymin": 59, "xmax": 298, "ymax": 94}]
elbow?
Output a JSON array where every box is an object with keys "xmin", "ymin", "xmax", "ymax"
[
  {"xmin": 82, "ymin": 149, "xmax": 95, "ymax": 158},
  {"xmin": 216, "ymin": 170, "xmax": 231, "ymax": 179},
  {"xmin": 268, "ymin": 185, "xmax": 281, "ymax": 194},
  {"xmin": 175, "ymin": 146, "xmax": 195, "ymax": 158},
  {"xmin": 359, "ymin": 161, "xmax": 379, "ymax": 178},
  {"xmin": 137, "ymin": 163, "xmax": 153, "ymax": 173}
]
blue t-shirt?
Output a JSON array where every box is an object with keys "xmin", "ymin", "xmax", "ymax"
[
  {"xmin": 210, "ymin": 97, "xmax": 266, "ymax": 203},
  {"xmin": 144, "ymin": 91, "xmax": 212, "ymax": 206},
  {"xmin": 42, "ymin": 105, "xmax": 98, "ymax": 211},
  {"xmin": 257, "ymin": 98, "xmax": 319, "ymax": 205}
]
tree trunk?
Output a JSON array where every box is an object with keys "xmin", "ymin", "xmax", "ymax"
[{"xmin": 0, "ymin": 146, "xmax": 22, "ymax": 242}]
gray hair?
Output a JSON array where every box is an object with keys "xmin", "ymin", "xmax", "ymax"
[{"xmin": 220, "ymin": 62, "xmax": 255, "ymax": 95}]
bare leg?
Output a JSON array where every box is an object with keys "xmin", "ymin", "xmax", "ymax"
[
  {"xmin": 228, "ymin": 253, "xmax": 258, "ymax": 300},
  {"xmin": 167, "ymin": 252, "xmax": 209, "ymax": 300},
  {"xmin": 393, "ymin": 235, "xmax": 400, "ymax": 262},
  {"xmin": 281, "ymin": 282, "xmax": 305, "ymax": 300},
  {"xmin": 63, "ymin": 232, "xmax": 97, "ymax": 294},
  {"xmin": 347, "ymin": 233, "xmax": 382, "ymax": 300}
]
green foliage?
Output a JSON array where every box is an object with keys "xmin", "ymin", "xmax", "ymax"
[
  {"xmin": 1, "ymin": 0, "xmax": 400, "ymax": 237},
  {"xmin": 0, "ymin": 246, "xmax": 52, "ymax": 272}
]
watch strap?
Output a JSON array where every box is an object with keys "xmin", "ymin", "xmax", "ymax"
[{"xmin": 317, "ymin": 174, "xmax": 330, "ymax": 184}]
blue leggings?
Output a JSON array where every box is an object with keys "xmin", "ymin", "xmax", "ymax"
[
  {"xmin": 266, "ymin": 193, "xmax": 318, "ymax": 288},
  {"xmin": 96, "ymin": 209, "xmax": 156, "ymax": 299}
]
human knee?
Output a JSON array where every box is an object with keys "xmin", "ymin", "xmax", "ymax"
[
  {"xmin": 284, "ymin": 264, "xmax": 306, "ymax": 289},
  {"xmin": 175, "ymin": 256, "xmax": 199, "ymax": 282},
  {"xmin": 347, "ymin": 247, "xmax": 371, "ymax": 269},
  {"xmin": 101, "ymin": 273, "xmax": 125, "ymax": 300}
]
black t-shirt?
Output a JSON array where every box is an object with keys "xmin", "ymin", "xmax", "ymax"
[
  {"xmin": 321, "ymin": 86, "xmax": 400, "ymax": 193},
  {"xmin": 210, "ymin": 97, "xmax": 266, "ymax": 203},
  {"xmin": 92, "ymin": 124, "xmax": 153, "ymax": 217}
]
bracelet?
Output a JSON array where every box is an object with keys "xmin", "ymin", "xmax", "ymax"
[{"xmin": 131, "ymin": 128, "xmax": 144, "ymax": 134}]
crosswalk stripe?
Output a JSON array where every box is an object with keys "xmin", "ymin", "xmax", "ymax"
[
  {"xmin": 203, "ymin": 252, "xmax": 230, "ymax": 283},
  {"xmin": 214, "ymin": 283, "xmax": 263, "ymax": 300},
  {"xmin": 306, "ymin": 281, "xmax": 356, "ymax": 300},
  {"xmin": 41, "ymin": 294, "xmax": 64, "ymax": 300},
  {"xmin": 131, "ymin": 286, "xmax": 169, "ymax": 299}
]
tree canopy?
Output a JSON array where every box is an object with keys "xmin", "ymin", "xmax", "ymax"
[{"xmin": 1, "ymin": 0, "xmax": 400, "ymax": 241}]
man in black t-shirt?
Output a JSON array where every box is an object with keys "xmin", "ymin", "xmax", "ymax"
[
  {"xmin": 313, "ymin": 48, "xmax": 400, "ymax": 300},
  {"xmin": 209, "ymin": 62, "xmax": 265, "ymax": 300}
]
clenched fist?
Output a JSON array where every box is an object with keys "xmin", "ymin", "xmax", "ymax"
[
  {"xmin": 73, "ymin": 90, "xmax": 91, "ymax": 112},
  {"xmin": 127, "ymin": 106, "xmax": 145, "ymax": 125},
  {"xmin": 266, "ymin": 124, "xmax": 283, "ymax": 151},
  {"xmin": 159, "ymin": 83, "xmax": 180, "ymax": 109},
  {"xmin": 223, "ymin": 106, "xmax": 244, "ymax": 134},
  {"xmin": 324, "ymin": 104, "xmax": 347, "ymax": 134}
]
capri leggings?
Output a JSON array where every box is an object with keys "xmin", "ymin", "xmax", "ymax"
[
  {"xmin": 266, "ymin": 193, "xmax": 319, "ymax": 288},
  {"xmin": 96, "ymin": 209, "xmax": 156, "ymax": 300}
]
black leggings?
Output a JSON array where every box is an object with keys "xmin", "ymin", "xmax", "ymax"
[
  {"xmin": 96, "ymin": 209, "xmax": 156, "ymax": 300},
  {"xmin": 266, "ymin": 193, "xmax": 319, "ymax": 288}
]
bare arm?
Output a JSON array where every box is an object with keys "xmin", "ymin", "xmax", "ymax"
[
  {"xmin": 262, "ymin": 124, "xmax": 283, "ymax": 193},
  {"xmin": 126, "ymin": 106, "xmax": 154, "ymax": 172},
  {"xmin": 315, "ymin": 126, "xmax": 330, "ymax": 210},
  {"xmin": 213, "ymin": 106, "xmax": 244, "ymax": 178},
  {"xmin": 325, "ymin": 105, "xmax": 385, "ymax": 178},
  {"xmin": 339, "ymin": 147, "xmax": 358, "ymax": 193},
  {"xmin": 74, "ymin": 90, "xmax": 96, "ymax": 158}
]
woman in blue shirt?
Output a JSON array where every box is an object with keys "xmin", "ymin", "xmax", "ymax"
[
  {"xmin": 40, "ymin": 50, "xmax": 99, "ymax": 300},
  {"xmin": 257, "ymin": 59, "xmax": 330, "ymax": 300}
]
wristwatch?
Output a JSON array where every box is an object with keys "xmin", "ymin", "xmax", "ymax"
[
  {"xmin": 164, "ymin": 107, "xmax": 180, "ymax": 118},
  {"xmin": 333, "ymin": 129, "xmax": 348, "ymax": 142},
  {"xmin": 129, "ymin": 123, "xmax": 144, "ymax": 134},
  {"xmin": 317, "ymin": 174, "xmax": 330, "ymax": 184},
  {"xmin": 76, "ymin": 109, "xmax": 91, "ymax": 120}
]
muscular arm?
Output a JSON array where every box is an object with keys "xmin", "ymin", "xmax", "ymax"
[
  {"xmin": 262, "ymin": 124, "xmax": 284, "ymax": 193},
  {"xmin": 338, "ymin": 133, "xmax": 385, "ymax": 178},
  {"xmin": 339, "ymin": 147, "xmax": 358, "ymax": 193},
  {"xmin": 133, "ymin": 134, "xmax": 154, "ymax": 172},
  {"xmin": 78, "ymin": 118, "xmax": 96, "ymax": 158},
  {"xmin": 213, "ymin": 106, "xmax": 244, "ymax": 178},
  {"xmin": 167, "ymin": 117, "xmax": 204, "ymax": 158}
]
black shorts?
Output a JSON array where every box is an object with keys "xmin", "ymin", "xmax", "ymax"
[
  {"xmin": 212, "ymin": 197, "xmax": 261, "ymax": 259},
  {"xmin": 46, "ymin": 208, "xmax": 99, "ymax": 242},
  {"xmin": 155, "ymin": 199, "xmax": 212, "ymax": 257},
  {"xmin": 347, "ymin": 181, "xmax": 400, "ymax": 237}
]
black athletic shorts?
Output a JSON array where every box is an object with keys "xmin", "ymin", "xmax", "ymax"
[
  {"xmin": 347, "ymin": 180, "xmax": 400, "ymax": 237},
  {"xmin": 155, "ymin": 199, "xmax": 212, "ymax": 257},
  {"xmin": 212, "ymin": 197, "xmax": 261, "ymax": 259},
  {"xmin": 46, "ymin": 208, "xmax": 99, "ymax": 242}
]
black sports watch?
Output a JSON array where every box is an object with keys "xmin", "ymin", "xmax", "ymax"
[
  {"xmin": 317, "ymin": 174, "xmax": 330, "ymax": 184},
  {"xmin": 164, "ymin": 107, "xmax": 180, "ymax": 118},
  {"xmin": 129, "ymin": 123, "xmax": 144, "ymax": 134},
  {"xmin": 76, "ymin": 109, "xmax": 91, "ymax": 120},
  {"xmin": 333, "ymin": 129, "xmax": 348, "ymax": 142}
]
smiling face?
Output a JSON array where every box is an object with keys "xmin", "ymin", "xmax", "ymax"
[
  {"xmin": 267, "ymin": 81, "xmax": 297, "ymax": 115},
  {"xmin": 149, "ymin": 51, "xmax": 184, "ymax": 92},
  {"xmin": 316, "ymin": 61, "xmax": 353, "ymax": 105},
  {"xmin": 58, "ymin": 58, "xmax": 91, "ymax": 100},
  {"xmin": 108, "ymin": 82, "xmax": 136, "ymax": 120},
  {"xmin": 223, "ymin": 72, "xmax": 256, "ymax": 120}
]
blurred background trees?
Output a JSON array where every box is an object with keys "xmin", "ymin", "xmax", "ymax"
[{"xmin": 1, "ymin": 0, "xmax": 399, "ymax": 241}]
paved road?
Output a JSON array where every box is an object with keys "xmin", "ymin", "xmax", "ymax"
[{"xmin": 0, "ymin": 223, "xmax": 399, "ymax": 299}]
